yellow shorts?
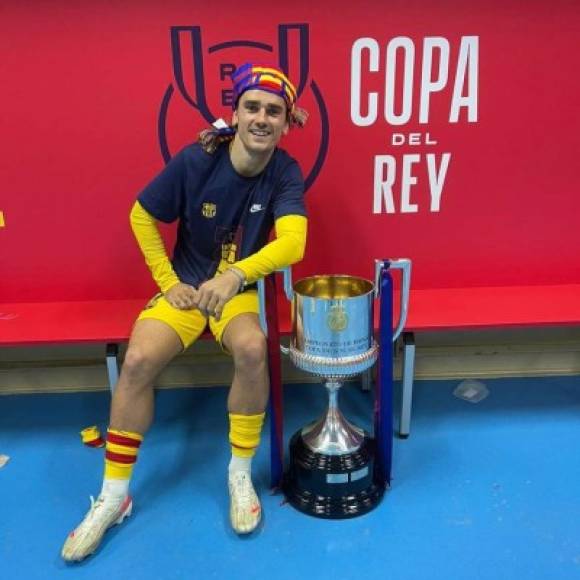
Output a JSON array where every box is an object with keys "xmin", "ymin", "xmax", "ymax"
[{"xmin": 136, "ymin": 290, "xmax": 260, "ymax": 350}]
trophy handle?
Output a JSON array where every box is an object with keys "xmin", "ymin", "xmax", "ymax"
[
  {"xmin": 258, "ymin": 276, "xmax": 268, "ymax": 336},
  {"xmin": 279, "ymin": 266, "xmax": 293, "ymax": 355},
  {"xmin": 374, "ymin": 258, "xmax": 412, "ymax": 342},
  {"xmin": 281, "ymin": 266, "xmax": 294, "ymax": 302},
  {"xmin": 257, "ymin": 267, "xmax": 294, "ymax": 355}
]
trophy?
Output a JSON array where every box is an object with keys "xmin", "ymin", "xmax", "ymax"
[{"xmin": 281, "ymin": 260, "xmax": 411, "ymax": 519}]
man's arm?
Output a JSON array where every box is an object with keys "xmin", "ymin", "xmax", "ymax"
[
  {"xmin": 230, "ymin": 215, "xmax": 307, "ymax": 284},
  {"xmin": 130, "ymin": 201, "xmax": 198, "ymax": 310},
  {"xmin": 195, "ymin": 215, "xmax": 307, "ymax": 319}
]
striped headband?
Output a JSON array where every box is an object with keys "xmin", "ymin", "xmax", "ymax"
[{"xmin": 231, "ymin": 63, "xmax": 298, "ymax": 111}]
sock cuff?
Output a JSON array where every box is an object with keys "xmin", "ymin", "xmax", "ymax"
[
  {"xmin": 228, "ymin": 412, "xmax": 265, "ymax": 428},
  {"xmin": 106, "ymin": 442, "xmax": 139, "ymax": 456},
  {"xmin": 104, "ymin": 460, "xmax": 134, "ymax": 480},
  {"xmin": 107, "ymin": 428, "xmax": 144, "ymax": 446},
  {"xmin": 229, "ymin": 413, "xmax": 265, "ymax": 458},
  {"xmin": 104, "ymin": 429, "xmax": 143, "ymax": 480}
]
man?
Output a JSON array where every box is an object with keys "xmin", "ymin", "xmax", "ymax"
[{"xmin": 62, "ymin": 63, "xmax": 308, "ymax": 561}]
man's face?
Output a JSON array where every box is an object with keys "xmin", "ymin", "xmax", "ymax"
[{"xmin": 232, "ymin": 89, "xmax": 290, "ymax": 155}]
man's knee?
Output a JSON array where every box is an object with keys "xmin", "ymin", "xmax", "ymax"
[
  {"xmin": 120, "ymin": 347, "xmax": 160, "ymax": 387},
  {"xmin": 231, "ymin": 333, "xmax": 267, "ymax": 370}
]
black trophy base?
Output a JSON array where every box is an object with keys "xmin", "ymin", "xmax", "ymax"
[{"xmin": 283, "ymin": 429, "xmax": 385, "ymax": 519}]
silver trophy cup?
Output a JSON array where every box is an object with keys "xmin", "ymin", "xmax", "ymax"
[{"xmin": 281, "ymin": 263, "xmax": 410, "ymax": 518}]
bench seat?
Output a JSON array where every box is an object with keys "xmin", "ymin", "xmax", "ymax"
[
  {"xmin": 0, "ymin": 300, "xmax": 146, "ymax": 346},
  {"xmin": 403, "ymin": 284, "xmax": 580, "ymax": 331},
  {"xmin": 0, "ymin": 298, "xmax": 295, "ymax": 347},
  {"xmin": 3, "ymin": 282, "xmax": 578, "ymax": 355}
]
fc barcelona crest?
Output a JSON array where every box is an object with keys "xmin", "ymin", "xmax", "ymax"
[{"xmin": 202, "ymin": 203, "xmax": 217, "ymax": 218}]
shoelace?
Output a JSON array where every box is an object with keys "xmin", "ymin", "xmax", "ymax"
[
  {"xmin": 231, "ymin": 473, "xmax": 256, "ymax": 508},
  {"xmin": 82, "ymin": 495, "xmax": 118, "ymax": 525}
]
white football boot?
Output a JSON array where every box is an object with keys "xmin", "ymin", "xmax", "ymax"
[
  {"xmin": 228, "ymin": 471, "xmax": 261, "ymax": 534},
  {"xmin": 61, "ymin": 495, "xmax": 132, "ymax": 562}
]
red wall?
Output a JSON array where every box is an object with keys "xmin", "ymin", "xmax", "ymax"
[{"xmin": 1, "ymin": 0, "xmax": 579, "ymax": 302}]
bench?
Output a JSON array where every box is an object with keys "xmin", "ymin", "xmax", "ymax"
[{"xmin": 0, "ymin": 299, "xmax": 161, "ymax": 390}]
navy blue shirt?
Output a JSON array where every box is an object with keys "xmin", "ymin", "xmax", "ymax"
[{"xmin": 138, "ymin": 142, "xmax": 306, "ymax": 288}]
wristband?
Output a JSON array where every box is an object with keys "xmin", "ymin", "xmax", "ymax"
[{"xmin": 227, "ymin": 267, "xmax": 246, "ymax": 293}]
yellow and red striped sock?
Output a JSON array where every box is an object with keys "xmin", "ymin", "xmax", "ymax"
[
  {"xmin": 229, "ymin": 413, "xmax": 265, "ymax": 459},
  {"xmin": 104, "ymin": 428, "xmax": 143, "ymax": 481}
]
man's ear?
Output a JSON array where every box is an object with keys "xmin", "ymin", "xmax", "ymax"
[
  {"xmin": 231, "ymin": 109, "xmax": 238, "ymax": 126},
  {"xmin": 282, "ymin": 121, "xmax": 290, "ymax": 136}
]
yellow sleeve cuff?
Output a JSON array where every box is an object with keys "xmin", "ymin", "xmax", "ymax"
[
  {"xmin": 130, "ymin": 201, "xmax": 180, "ymax": 293},
  {"xmin": 233, "ymin": 215, "xmax": 307, "ymax": 284}
]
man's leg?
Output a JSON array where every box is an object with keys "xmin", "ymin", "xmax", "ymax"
[
  {"xmin": 62, "ymin": 316, "xmax": 186, "ymax": 562},
  {"xmin": 110, "ymin": 319, "xmax": 184, "ymax": 432},
  {"xmin": 101, "ymin": 318, "xmax": 184, "ymax": 497},
  {"xmin": 221, "ymin": 312, "xmax": 269, "ymax": 534},
  {"xmin": 224, "ymin": 313, "xmax": 269, "ymax": 414}
]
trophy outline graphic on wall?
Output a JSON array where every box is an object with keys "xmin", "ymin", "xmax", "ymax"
[{"xmin": 157, "ymin": 23, "xmax": 329, "ymax": 193}]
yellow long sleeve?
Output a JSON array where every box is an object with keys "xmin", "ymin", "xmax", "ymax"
[
  {"xmin": 233, "ymin": 215, "xmax": 307, "ymax": 284},
  {"xmin": 129, "ymin": 201, "xmax": 180, "ymax": 293}
]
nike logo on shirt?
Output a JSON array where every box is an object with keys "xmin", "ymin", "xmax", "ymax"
[{"xmin": 250, "ymin": 204, "xmax": 264, "ymax": 213}]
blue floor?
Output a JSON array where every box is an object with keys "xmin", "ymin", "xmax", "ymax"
[{"xmin": 1, "ymin": 376, "xmax": 580, "ymax": 580}]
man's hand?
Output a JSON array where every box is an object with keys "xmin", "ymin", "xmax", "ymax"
[
  {"xmin": 195, "ymin": 271, "xmax": 242, "ymax": 320},
  {"xmin": 164, "ymin": 283, "xmax": 199, "ymax": 310}
]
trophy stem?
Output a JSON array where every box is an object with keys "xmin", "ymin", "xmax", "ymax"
[
  {"xmin": 327, "ymin": 380, "xmax": 340, "ymax": 411},
  {"xmin": 301, "ymin": 380, "xmax": 364, "ymax": 455}
]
